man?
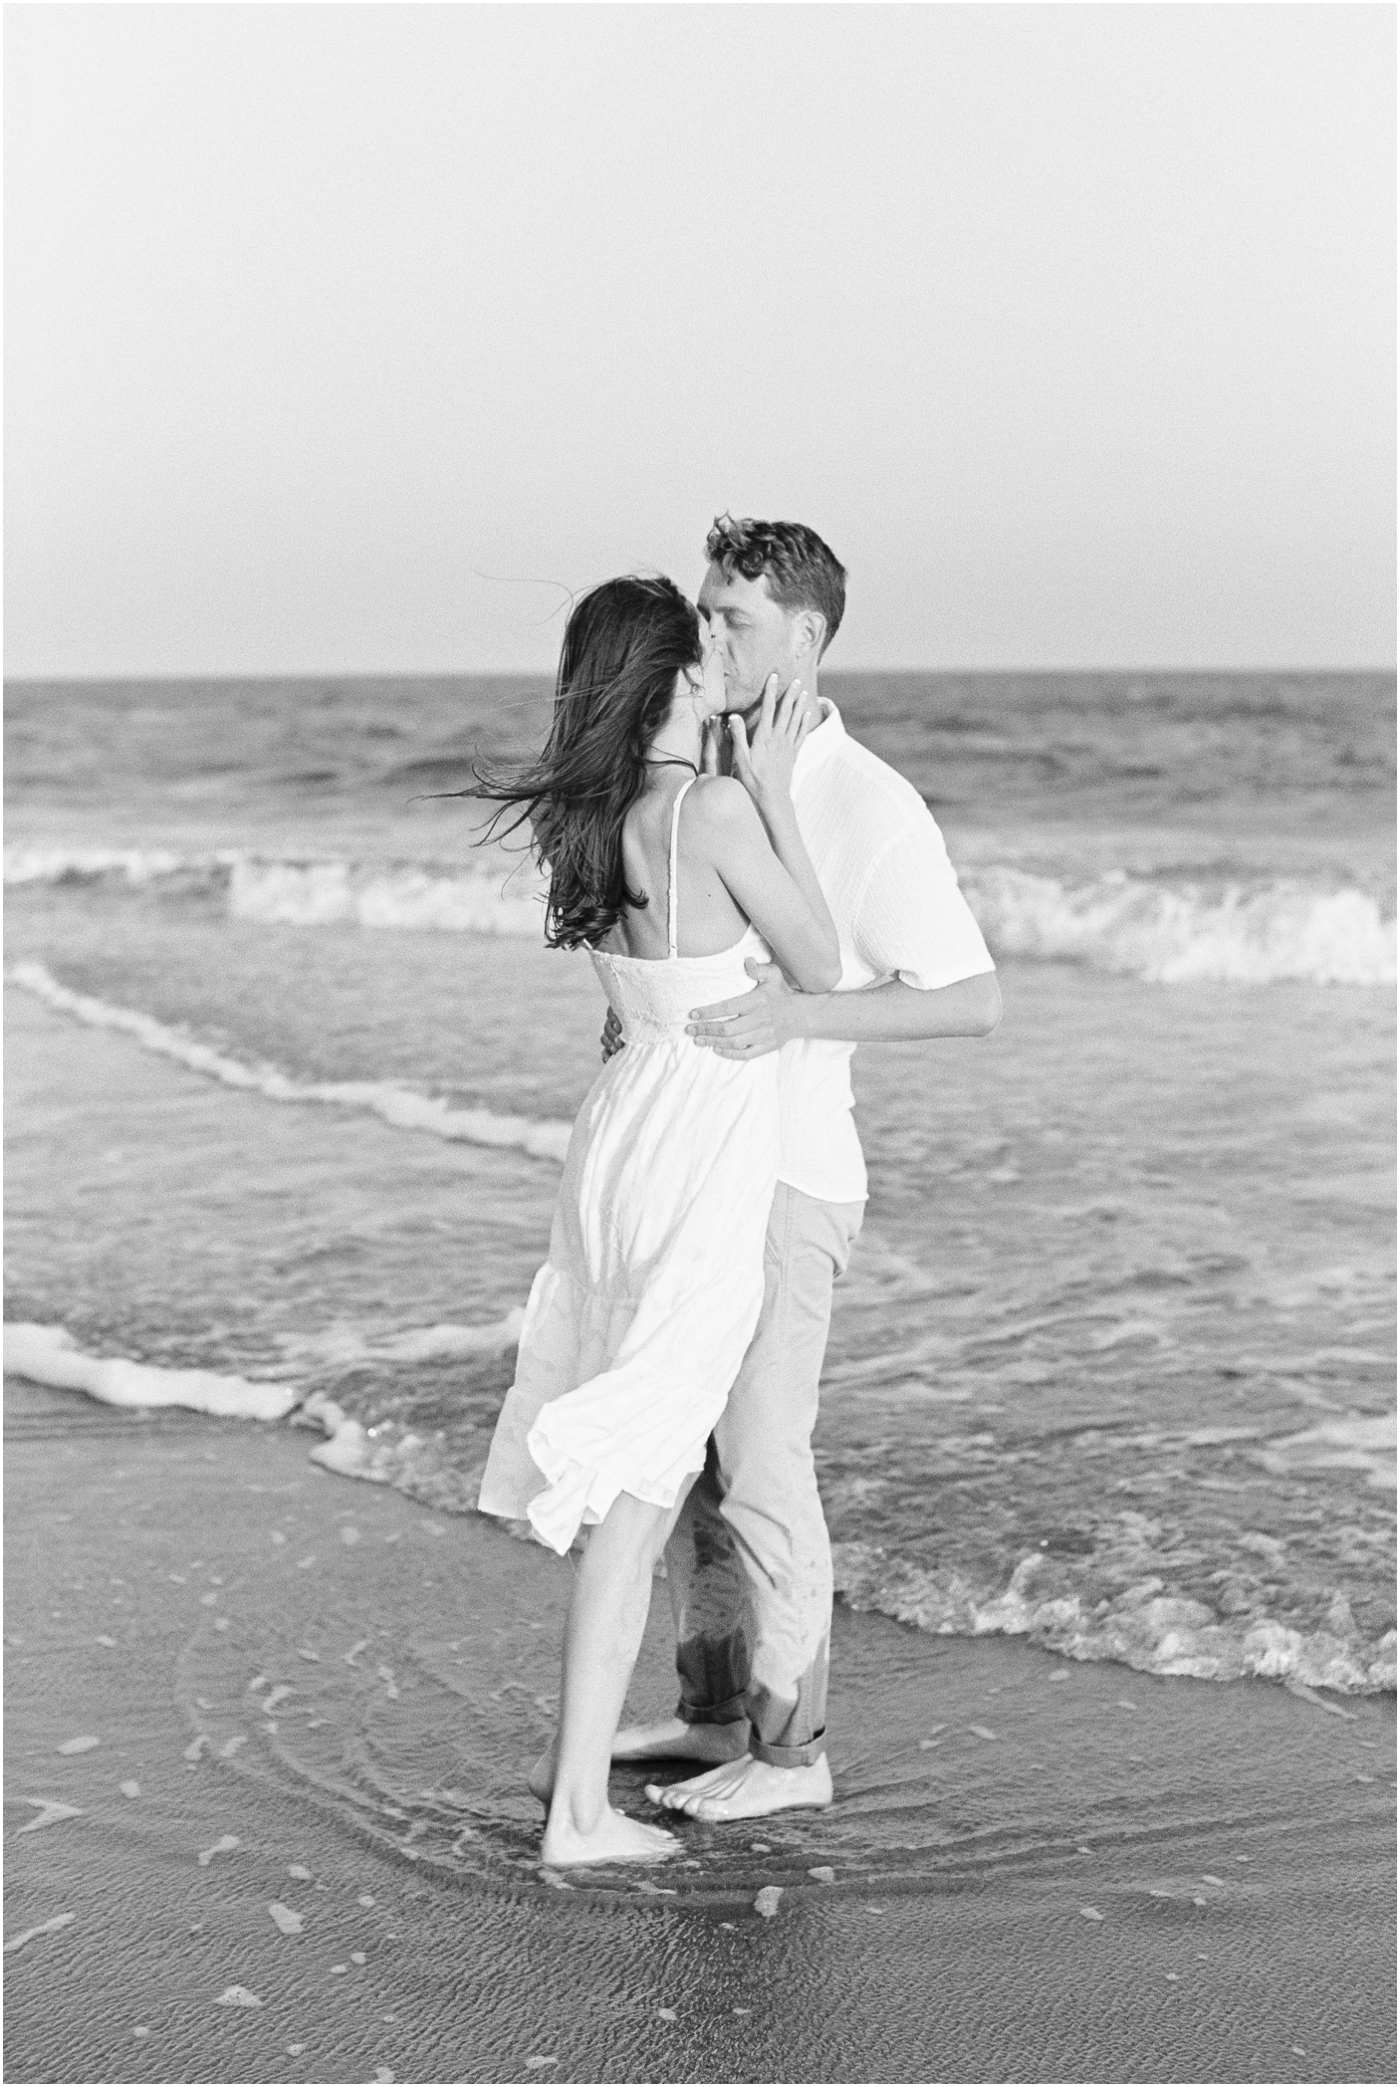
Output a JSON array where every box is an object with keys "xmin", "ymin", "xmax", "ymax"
[{"xmin": 610, "ymin": 514, "xmax": 1001, "ymax": 1822}]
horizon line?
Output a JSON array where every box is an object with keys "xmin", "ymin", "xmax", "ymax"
[{"xmin": 5, "ymin": 663, "xmax": 1396, "ymax": 688}]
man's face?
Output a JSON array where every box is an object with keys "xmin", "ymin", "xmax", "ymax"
[{"xmin": 696, "ymin": 563, "xmax": 801, "ymax": 716}]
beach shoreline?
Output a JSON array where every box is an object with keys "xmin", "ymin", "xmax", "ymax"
[
  {"xmin": 5, "ymin": 1373, "xmax": 1395, "ymax": 2086},
  {"xmin": 6, "ymin": 665, "xmax": 1395, "ymax": 2081}
]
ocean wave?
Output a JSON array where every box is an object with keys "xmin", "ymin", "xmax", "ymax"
[
  {"xmin": 2, "ymin": 1321, "xmax": 299, "ymax": 1422},
  {"xmin": 227, "ymin": 857, "xmax": 545, "ymax": 936},
  {"xmin": 969, "ymin": 866, "xmax": 1396, "ymax": 985},
  {"xmin": 3, "ymin": 841, "xmax": 545, "ymax": 937},
  {"xmin": 8, "ymin": 842, "xmax": 1394, "ymax": 983},
  {"xmin": 3, "ymin": 844, "xmax": 214, "ymax": 886},
  {"xmin": 10, "ymin": 1305, "xmax": 1391, "ymax": 1696},
  {"xmin": 831, "ymin": 1539, "xmax": 1396, "ymax": 1695},
  {"xmin": 1254, "ymin": 1412, "xmax": 1397, "ymax": 1491},
  {"xmin": 7, "ymin": 961, "xmax": 573, "ymax": 1162},
  {"xmin": 277, "ymin": 1313, "xmax": 527, "ymax": 1371}
]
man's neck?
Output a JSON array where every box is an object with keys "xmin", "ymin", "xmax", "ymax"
[{"xmin": 737, "ymin": 669, "xmax": 822, "ymax": 734}]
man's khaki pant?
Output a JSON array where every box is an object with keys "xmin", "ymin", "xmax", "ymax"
[{"xmin": 665, "ymin": 1183, "xmax": 864, "ymax": 1767}]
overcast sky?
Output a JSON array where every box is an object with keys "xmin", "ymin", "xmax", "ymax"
[{"xmin": 5, "ymin": 2, "xmax": 1394, "ymax": 677}]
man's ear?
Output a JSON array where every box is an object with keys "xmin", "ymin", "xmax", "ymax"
[{"xmin": 794, "ymin": 608, "xmax": 826, "ymax": 661}]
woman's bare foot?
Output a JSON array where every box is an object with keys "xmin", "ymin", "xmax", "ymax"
[
  {"xmin": 540, "ymin": 1804, "xmax": 681, "ymax": 1868},
  {"xmin": 531, "ymin": 1717, "xmax": 747, "ymax": 1805},
  {"xmin": 646, "ymin": 1753, "xmax": 833, "ymax": 1821}
]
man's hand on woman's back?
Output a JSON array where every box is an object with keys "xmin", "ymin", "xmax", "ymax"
[{"xmin": 601, "ymin": 1006, "xmax": 624, "ymax": 1062}]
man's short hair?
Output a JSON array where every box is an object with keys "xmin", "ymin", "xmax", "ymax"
[{"xmin": 705, "ymin": 514, "xmax": 847, "ymax": 654}]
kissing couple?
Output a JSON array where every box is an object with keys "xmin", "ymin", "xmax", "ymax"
[{"xmin": 476, "ymin": 514, "xmax": 1000, "ymax": 1867}]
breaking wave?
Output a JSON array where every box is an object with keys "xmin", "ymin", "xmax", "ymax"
[
  {"xmin": 7, "ymin": 1306, "xmax": 1390, "ymax": 1696},
  {"xmin": 971, "ymin": 866, "xmax": 1396, "ymax": 986},
  {"xmin": 1, "ymin": 1321, "xmax": 300, "ymax": 1422},
  {"xmin": 831, "ymin": 1520, "xmax": 1396, "ymax": 1697},
  {"xmin": 7, "ymin": 842, "xmax": 1393, "ymax": 984},
  {"xmin": 227, "ymin": 856, "xmax": 545, "ymax": 936},
  {"xmin": 6, "ymin": 961, "xmax": 572, "ymax": 1161}
]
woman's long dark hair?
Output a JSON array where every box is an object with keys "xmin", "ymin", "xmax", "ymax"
[{"xmin": 469, "ymin": 575, "xmax": 702, "ymax": 948}]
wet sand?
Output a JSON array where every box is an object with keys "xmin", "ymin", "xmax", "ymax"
[{"xmin": 5, "ymin": 1372, "xmax": 1394, "ymax": 2086}]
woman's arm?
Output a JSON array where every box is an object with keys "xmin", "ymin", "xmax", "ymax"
[{"xmin": 690, "ymin": 772, "xmax": 841, "ymax": 993}]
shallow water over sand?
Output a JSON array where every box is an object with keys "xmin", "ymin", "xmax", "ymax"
[
  {"xmin": 7, "ymin": 887, "xmax": 1394, "ymax": 1692},
  {"xmin": 6, "ymin": 669, "xmax": 1394, "ymax": 1695}
]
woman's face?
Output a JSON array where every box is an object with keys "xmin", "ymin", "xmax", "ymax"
[{"xmin": 688, "ymin": 619, "xmax": 729, "ymax": 721}]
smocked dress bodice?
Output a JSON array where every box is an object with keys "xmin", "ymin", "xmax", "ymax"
[{"xmin": 588, "ymin": 923, "xmax": 768, "ymax": 1044}]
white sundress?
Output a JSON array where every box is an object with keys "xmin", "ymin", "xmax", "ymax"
[{"xmin": 477, "ymin": 776, "xmax": 781, "ymax": 1556}]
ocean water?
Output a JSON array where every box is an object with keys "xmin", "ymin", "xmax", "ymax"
[{"xmin": 5, "ymin": 671, "xmax": 1396, "ymax": 1698}]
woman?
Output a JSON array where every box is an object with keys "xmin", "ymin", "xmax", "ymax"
[{"xmin": 475, "ymin": 574, "xmax": 839, "ymax": 1867}]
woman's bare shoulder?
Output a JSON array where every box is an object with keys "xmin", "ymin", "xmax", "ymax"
[{"xmin": 686, "ymin": 774, "xmax": 756, "ymax": 828}]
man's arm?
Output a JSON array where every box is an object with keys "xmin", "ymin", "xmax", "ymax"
[
  {"xmin": 687, "ymin": 961, "xmax": 1000, "ymax": 1058},
  {"xmin": 691, "ymin": 811, "xmax": 1001, "ymax": 1058}
]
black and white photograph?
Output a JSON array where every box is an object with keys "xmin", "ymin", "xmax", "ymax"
[{"xmin": 3, "ymin": 3, "xmax": 1395, "ymax": 2082}]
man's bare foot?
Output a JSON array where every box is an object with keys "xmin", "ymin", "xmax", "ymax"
[
  {"xmin": 646, "ymin": 1752, "xmax": 833, "ymax": 1821},
  {"xmin": 612, "ymin": 1716, "xmax": 750, "ymax": 1766},
  {"xmin": 540, "ymin": 1804, "xmax": 681, "ymax": 1868},
  {"xmin": 530, "ymin": 1717, "xmax": 747, "ymax": 1804}
]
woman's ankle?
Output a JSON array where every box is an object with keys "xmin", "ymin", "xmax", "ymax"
[{"xmin": 547, "ymin": 1778, "xmax": 607, "ymax": 1838}]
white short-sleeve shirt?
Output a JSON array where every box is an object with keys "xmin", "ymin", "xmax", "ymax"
[{"xmin": 777, "ymin": 701, "xmax": 995, "ymax": 1203}]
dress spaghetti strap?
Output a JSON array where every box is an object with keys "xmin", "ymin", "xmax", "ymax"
[{"xmin": 667, "ymin": 776, "xmax": 698, "ymax": 960}]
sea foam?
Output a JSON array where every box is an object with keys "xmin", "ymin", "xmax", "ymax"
[
  {"xmin": 10, "ymin": 1305, "xmax": 1390, "ymax": 1697},
  {"xmin": 4, "ymin": 844, "xmax": 210, "ymax": 886},
  {"xmin": 1, "ymin": 1322, "xmax": 299, "ymax": 1421},
  {"xmin": 228, "ymin": 856, "xmax": 545, "ymax": 936},
  {"xmin": 968, "ymin": 867, "xmax": 1397, "ymax": 985},
  {"xmin": 8, "ymin": 844, "xmax": 1394, "ymax": 983},
  {"xmin": 7, "ymin": 962, "xmax": 573, "ymax": 1163},
  {"xmin": 831, "ymin": 1540, "xmax": 1397, "ymax": 1695}
]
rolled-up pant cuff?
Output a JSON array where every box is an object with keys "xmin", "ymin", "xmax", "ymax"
[
  {"xmin": 678, "ymin": 1694, "xmax": 749, "ymax": 1728},
  {"xmin": 750, "ymin": 1730, "xmax": 826, "ymax": 1769}
]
